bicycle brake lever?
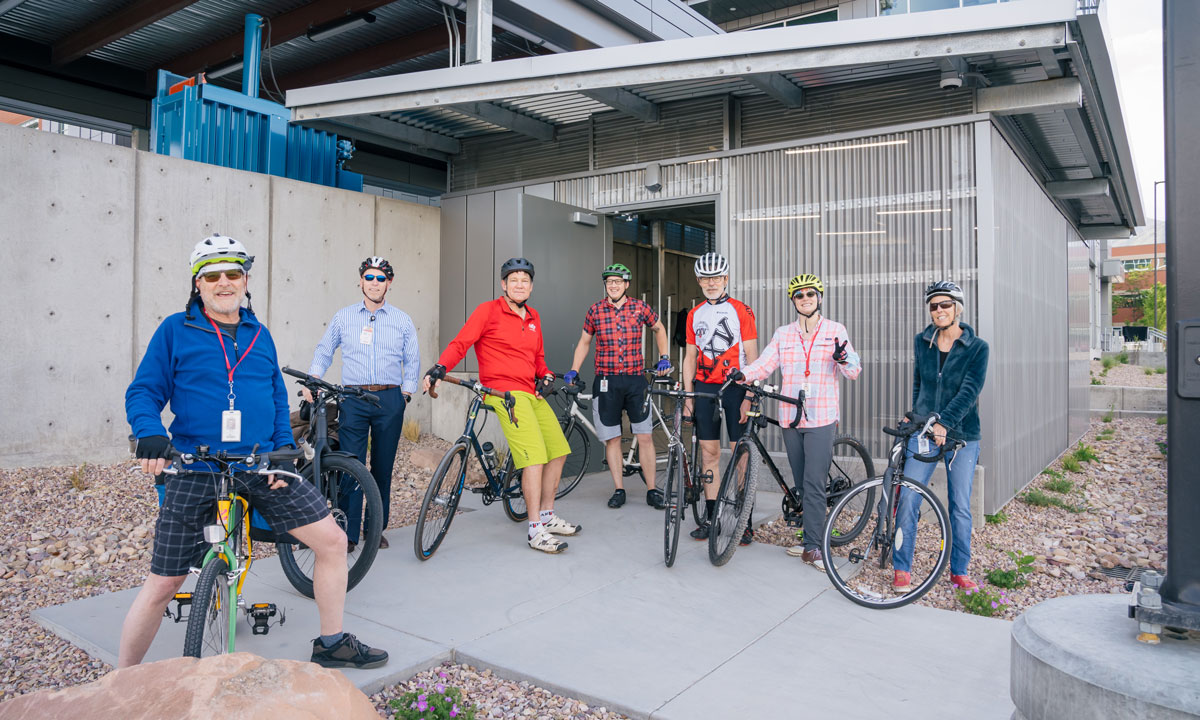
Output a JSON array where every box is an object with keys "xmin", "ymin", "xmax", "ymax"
[{"xmin": 504, "ymin": 391, "xmax": 519, "ymax": 428}]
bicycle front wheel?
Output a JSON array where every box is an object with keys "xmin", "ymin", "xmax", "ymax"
[
  {"xmin": 183, "ymin": 556, "xmax": 233, "ymax": 657},
  {"xmin": 278, "ymin": 454, "xmax": 383, "ymax": 595},
  {"xmin": 822, "ymin": 477, "xmax": 950, "ymax": 609},
  {"xmin": 414, "ymin": 443, "xmax": 468, "ymax": 560},
  {"xmin": 708, "ymin": 441, "xmax": 758, "ymax": 567},
  {"xmin": 826, "ymin": 436, "xmax": 876, "ymax": 547},
  {"xmin": 555, "ymin": 420, "xmax": 590, "ymax": 499},
  {"xmin": 663, "ymin": 445, "xmax": 685, "ymax": 567}
]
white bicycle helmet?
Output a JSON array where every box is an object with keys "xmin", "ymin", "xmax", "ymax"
[
  {"xmin": 694, "ymin": 252, "xmax": 729, "ymax": 278},
  {"xmin": 924, "ymin": 280, "xmax": 965, "ymax": 306},
  {"xmin": 190, "ymin": 234, "xmax": 254, "ymax": 275}
]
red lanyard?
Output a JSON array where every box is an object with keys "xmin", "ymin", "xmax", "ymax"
[
  {"xmin": 800, "ymin": 319, "xmax": 823, "ymax": 378},
  {"xmin": 204, "ymin": 312, "xmax": 263, "ymax": 389}
]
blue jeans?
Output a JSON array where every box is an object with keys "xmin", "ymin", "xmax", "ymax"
[{"xmin": 892, "ymin": 436, "xmax": 981, "ymax": 577}]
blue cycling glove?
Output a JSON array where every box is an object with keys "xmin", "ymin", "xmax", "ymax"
[
  {"xmin": 655, "ymin": 355, "xmax": 672, "ymax": 373},
  {"xmin": 564, "ymin": 370, "xmax": 578, "ymax": 385}
]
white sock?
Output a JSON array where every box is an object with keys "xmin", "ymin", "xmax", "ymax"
[
  {"xmin": 528, "ymin": 521, "xmax": 543, "ymax": 539},
  {"xmin": 539, "ymin": 510, "xmax": 554, "ymax": 523}
]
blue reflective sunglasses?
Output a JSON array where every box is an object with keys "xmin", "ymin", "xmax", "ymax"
[{"xmin": 362, "ymin": 274, "xmax": 388, "ymax": 283}]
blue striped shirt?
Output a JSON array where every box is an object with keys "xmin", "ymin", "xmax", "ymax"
[{"xmin": 308, "ymin": 302, "xmax": 420, "ymax": 393}]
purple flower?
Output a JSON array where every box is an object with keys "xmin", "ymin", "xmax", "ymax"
[
  {"xmin": 417, "ymin": 699, "xmax": 429, "ymax": 712},
  {"xmin": 436, "ymin": 684, "xmax": 446, "ymax": 694},
  {"xmin": 418, "ymin": 694, "xmax": 427, "ymax": 702},
  {"xmin": 439, "ymin": 671, "xmax": 448, "ymax": 678},
  {"xmin": 450, "ymin": 705, "xmax": 460, "ymax": 718},
  {"xmin": 990, "ymin": 601, "xmax": 999, "ymax": 609}
]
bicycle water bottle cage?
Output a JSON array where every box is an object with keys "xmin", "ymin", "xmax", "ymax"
[
  {"xmin": 165, "ymin": 592, "xmax": 193, "ymax": 623},
  {"xmin": 247, "ymin": 602, "xmax": 284, "ymax": 635}
]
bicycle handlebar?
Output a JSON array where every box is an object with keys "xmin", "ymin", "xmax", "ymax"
[
  {"xmin": 282, "ymin": 367, "xmax": 381, "ymax": 407},
  {"xmin": 882, "ymin": 412, "xmax": 966, "ymax": 463},
  {"xmin": 427, "ymin": 374, "xmax": 519, "ymax": 427},
  {"xmin": 736, "ymin": 379, "xmax": 805, "ymax": 429}
]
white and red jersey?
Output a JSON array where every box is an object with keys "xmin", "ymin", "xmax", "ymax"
[{"xmin": 686, "ymin": 297, "xmax": 757, "ymax": 383}]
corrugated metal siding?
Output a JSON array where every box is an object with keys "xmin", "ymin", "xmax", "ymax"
[
  {"xmin": 986, "ymin": 127, "xmax": 1072, "ymax": 511},
  {"xmin": 1067, "ymin": 232, "xmax": 1092, "ymax": 444},
  {"xmin": 555, "ymin": 160, "xmax": 723, "ymax": 209},
  {"xmin": 725, "ymin": 125, "xmax": 978, "ymax": 457},
  {"xmin": 593, "ymin": 97, "xmax": 727, "ymax": 170},
  {"xmin": 451, "ymin": 123, "xmax": 589, "ymax": 191},
  {"xmin": 739, "ymin": 73, "xmax": 973, "ymax": 149}
]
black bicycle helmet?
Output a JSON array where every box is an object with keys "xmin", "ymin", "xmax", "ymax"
[
  {"xmin": 360, "ymin": 256, "xmax": 395, "ymax": 280},
  {"xmin": 924, "ymin": 280, "xmax": 965, "ymax": 305},
  {"xmin": 500, "ymin": 257, "xmax": 535, "ymax": 280}
]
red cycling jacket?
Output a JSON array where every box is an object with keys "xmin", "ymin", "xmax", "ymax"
[{"xmin": 437, "ymin": 296, "xmax": 551, "ymax": 394}]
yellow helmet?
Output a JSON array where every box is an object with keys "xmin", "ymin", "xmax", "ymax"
[{"xmin": 787, "ymin": 273, "xmax": 824, "ymax": 298}]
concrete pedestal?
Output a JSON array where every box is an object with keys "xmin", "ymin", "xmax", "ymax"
[{"xmin": 1011, "ymin": 594, "xmax": 1200, "ymax": 719}]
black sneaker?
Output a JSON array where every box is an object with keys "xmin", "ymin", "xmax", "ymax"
[
  {"xmin": 310, "ymin": 633, "xmax": 389, "ymax": 669},
  {"xmin": 740, "ymin": 527, "xmax": 754, "ymax": 546},
  {"xmin": 607, "ymin": 489, "xmax": 626, "ymax": 508},
  {"xmin": 690, "ymin": 524, "xmax": 709, "ymax": 541},
  {"xmin": 646, "ymin": 488, "xmax": 665, "ymax": 509}
]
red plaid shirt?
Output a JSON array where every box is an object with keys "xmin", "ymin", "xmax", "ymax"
[{"xmin": 583, "ymin": 297, "xmax": 658, "ymax": 375}]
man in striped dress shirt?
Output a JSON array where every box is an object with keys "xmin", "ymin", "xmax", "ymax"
[{"xmin": 306, "ymin": 256, "xmax": 420, "ymax": 550}]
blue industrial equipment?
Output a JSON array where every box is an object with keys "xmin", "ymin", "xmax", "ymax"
[{"xmin": 149, "ymin": 14, "xmax": 362, "ymax": 192}]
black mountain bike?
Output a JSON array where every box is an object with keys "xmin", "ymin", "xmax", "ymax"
[
  {"xmin": 821, "ymin": 412, "xmax": 961, "ymax": 609},
  {"xmin": 415, "ymin": 374, "xmax": 528, "ymax": 560},
  {"xmin": 278, "ymin": 367, "xmax": 383, "ymax": 597},
  {"xmin": 708, "ymin": 379, "xmax": 876, "ymax": 567}
]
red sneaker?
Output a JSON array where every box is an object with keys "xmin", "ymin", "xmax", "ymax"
[
  {"xmin": 951, "ymin": 574, "xmax": 978, "ymax": 590},
  {"xmin": 893, "ymin": 571, "xmax": 912, "ymax": 593}
]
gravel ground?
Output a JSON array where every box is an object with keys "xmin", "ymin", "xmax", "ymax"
[
  {"xmin": 0, "ymin": 417, "xmax": 1167, "ymax": 713},
  {"xmin": 755, "ymin": 416, "xmax": 1167, "ymax": 619},
  {"xmin": 1089, "ymin": 359, "xmax": 1167, "ymax": 387}
]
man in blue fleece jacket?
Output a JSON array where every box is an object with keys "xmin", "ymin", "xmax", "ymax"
[{"xmin": 120, "ymin": 235, "xmax": 387, "ymax": 670}]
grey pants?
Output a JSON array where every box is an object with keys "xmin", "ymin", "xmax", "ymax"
[{"xmin": 781, "ymin": 422, "xmax": 837, "ymax": 551}]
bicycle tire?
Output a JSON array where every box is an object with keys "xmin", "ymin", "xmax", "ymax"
[
  {"xmin": 826, "ymin": 436, "xmax": 876, "ymax": 547},
  {"xmin": 502, "ymin": 463, "xmax": 529, "ymax": 522},
  {"xmin": 183, "ymin": 556, "xmax": 233, "ymax": 658},
  {"xmin": 555, "ymin": 420, "xmax": 590, "ymax": 499},
  {"xmin": 663, "ymin": 445, "xmax": 685, "ymax": 567},
  {"xmin": 413, "ymin": 443, "xmax": 468, "ymax": 560},
  {"xmin": 708, "ymin": 441, "xmax": 758, "ymax": 567},
  {"xmin": 821, "ymin": 477, "xmax": 950, "ymax": 609},
  {"xmin": 277, "ymin": 454, "xmax": 383, "ymax": 595},
  {"xmin": 688, "ymin": 445, "xmax": 710, "ymax": 528}
]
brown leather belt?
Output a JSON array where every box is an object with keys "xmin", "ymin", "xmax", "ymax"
[{"xmin": 349, "ymin": 384, "xmax": 399, "ymax": 392}]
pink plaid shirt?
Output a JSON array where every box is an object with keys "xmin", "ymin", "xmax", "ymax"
[{"xmin": 740, "ymin": 318, "xmax": 861, "ymax": 428}]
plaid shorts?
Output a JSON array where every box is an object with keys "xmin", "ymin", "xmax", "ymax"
[{"xmin": 151, "ymin": 471, "xmax": 329, "ymax": 577}]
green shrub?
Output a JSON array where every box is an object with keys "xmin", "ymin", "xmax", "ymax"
[
  {"xmin": 1072, "ymin": 443, "xmax": 1099, "ymax": 464},
  {"xmin": 1145, "ymin": 368, "xmax": 1154, "ymax": 376},
  {"xmin": 391, "ymin": 676, "xmax": 477, "ymax": 720},
  {"xmin": 1101, "ymin": 410, "xmax": 1113, "ymax": 422},
  {"xmin": 1155, "ymin": 367, "xmax": 1166, "ymax": 375},
  {"xmin": 1043, "ymin": 478, "xmax": 1074, "ymax": 494},
  {"xmin": 985, "ymin": 511, "xmax": 1008, "ymax": 525},
  {"xmin": 958, "ymin": 585, "xmax": 1010, "ymax": 617},
  {"xmin": 1157, "ymin": 441, "xmax": 1168, "ymax": 455},
  {"xmin": 1022, "ymin": 490, "xmax": 1084, "ymax": 513},
  {"xmin": 1091, "ymin": 377, "xmax": 1103, "ymax": 386},
  {"xmin": 1156, "ymin": 416, "xmax": 1167, "ymax": 426},
  {"xmin": 1116, "ymin": 351, "xmax": 1130, "ymax": 364},
  {"xmin": 1101, "ymin": 357, "xmax": 1117, "ymax": 370},
  {"xmin": 1060, "ymin": 456, "xmax": 1082, "ymax": 473},
  {"xmin": 1041, "ymin": 468, "xmax": 1063, "ymax": 479},
  {"xmin": 986, "ymin": 551, "xmax": 1035, "ymax": 589}
]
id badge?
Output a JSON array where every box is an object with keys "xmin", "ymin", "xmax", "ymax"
[
  {"xmin": 222, "ymin": 410, "xmax": 242, "ymax": 442},
  {"xmin": 917, "ymin": 434, "xmax": 930, "ymax": 456},
  {"xmin": 360, "ymin": 325, "xmax": 374, "ymax": 345},
  {"xmin": 600, "ymin": 377, "xmax": 609, "ymax": 393},
  {"xmin": 801, "ymin": 382, "xmax": 813, "ymax": 398}
]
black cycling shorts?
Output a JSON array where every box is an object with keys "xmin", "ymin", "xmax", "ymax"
[
  {"xmin": 593, "ymin": 374, "xmax": 650, "ymax": 427},
  {"xmin": 692, "ymin": 380, "xmax": 747, "ymax": 442}
]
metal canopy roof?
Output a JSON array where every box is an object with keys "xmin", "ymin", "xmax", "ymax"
[{"xmin": 284, "ymin": 0, "xmax": 1143, "ymax": 231}]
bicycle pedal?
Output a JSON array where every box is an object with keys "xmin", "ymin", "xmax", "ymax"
[
  {"xmin": 246, "ymin": 602, "xmax": 284, "ymax": 635},
  {"xmin": 164, "ymin": 592, "xmax": 193, "ymax": 623}
]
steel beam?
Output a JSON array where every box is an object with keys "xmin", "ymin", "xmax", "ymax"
[
  {"xmin": 52, "ymin": 0, "xmax": 198, "ymax": 66},
  {"xmin": 0, "ymin": 0, "xmax": 33, "ymax": 18},
  {"xmin": 466, "ymin": 0, "xmax": 493, "ymax": 64},
  {"xmin": 1062, "ymin": 107, "xmax": 1106, "ymax": 177},
  {"xmin": 451, "ymin": 102, "xmax": 554, "ymax": 141},
  {"xmin": 1036, "ymin": 46, "xmax": 1064, "ymax": 78},
  {"xmin": 162, "ymin": 0, "xmax": 393, "ymax": 77},
  {"xmin": 744, "ymin": 73, "xmax": 804, "ymax": 108},
  {"xmin": 1046, "ymin": 178, "xmax": 1110, "ymax": 199},
  {"xmin": 304, "ymin": 120, "xmax": 453, "ymax": 162},
  {"xmin": 581, "ymin": 87, "xmax": 658, "ymax": 122},
  {"xmin": 276, "ymin": 26, "xmax": 448, "ymax": 90},
  {"xmin": 1077, "ymin": 225, "xmax": 1132, "ymax": 241},
  {"xmin": 977, "ymin": 77, "xmax": 1082, "ymax": 115},
  {"xmin": 323, "ymin": 114, "xmax": 462, "ymax": 154}
]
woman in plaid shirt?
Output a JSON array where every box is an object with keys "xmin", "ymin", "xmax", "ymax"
[{"xmin": 735, "ymin": 273, "xmax": 861, "ymax": 570}]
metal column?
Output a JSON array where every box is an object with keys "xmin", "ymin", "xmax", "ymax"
[{"xmin": 242, "ymin": 13, "xmax": 263, "ymax": 99}]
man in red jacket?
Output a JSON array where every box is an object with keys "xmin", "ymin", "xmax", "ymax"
[{"xmin": 421, "ymin": 258, "xmax": 577, "ymax": 553}]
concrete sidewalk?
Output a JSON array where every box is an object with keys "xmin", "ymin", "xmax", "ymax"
[{"xmin": 34, "ymin": 472, "xmax": 1014, "ymax": 719}]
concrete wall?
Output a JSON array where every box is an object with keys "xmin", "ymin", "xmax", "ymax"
[{"xmin": 0, "ymin": 123, "xmax": 440, "ymax": 468}]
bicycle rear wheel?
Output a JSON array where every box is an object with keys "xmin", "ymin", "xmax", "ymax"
[
  {"xmin": 662, "ymin": 445, "xmax": 685, "ymax": 567},
  {"xmin": 708, "ymin": 441, "xmax": 758, "ymax": 567},
  {"xmin": 826, "ymin": 436, "xmax": 876, "ymax": 547},
  {"xmin": 278, "ymin": 454, "xmax": 383, "ymax": 595},
  {"xmin": 821, "ymin": 477, "xmax": 950, "ymax": 609},
  {"xmin": 688, "ymin": 443, "xmax": 711, "ymax": 528},
  {"xmin": 183, "ymin": 556, "xmax": 233, "ymax": 657},
  {"xmin": 555, "ymin": 420, "xmax": 590, "ymax": 499},
  {"xmin": 414, "ymin": 443, "xmax": 468, "ymax": 560},
  {"xmin": 501, "ymin": 463, "xmax": 528, "ymax": 522}
]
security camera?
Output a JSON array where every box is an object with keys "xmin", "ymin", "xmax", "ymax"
[{"xmin": 939, "ymin": 73, "xmax": 964, "ymax": 90}]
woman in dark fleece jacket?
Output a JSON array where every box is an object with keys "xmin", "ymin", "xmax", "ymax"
[{"xmin": 893, "ymin": 280, "xmax": 989, "ymax": 594}]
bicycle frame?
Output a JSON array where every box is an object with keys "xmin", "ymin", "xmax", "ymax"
[
  {"xmin": 454, "ymin": 392, "xmax": 520, "ymax": 499},
  {"xmin": 560, "ymin": 387, "xmax": 670, "ymax": 475}
]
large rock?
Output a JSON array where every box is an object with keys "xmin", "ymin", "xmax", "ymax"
[
  {"xmin": 0, "ymin": 653, "xmax": 378, "ymax": 720},
  {"xmin": 407, "ymin": 447, "xmax": 446, "ymax": 471}
]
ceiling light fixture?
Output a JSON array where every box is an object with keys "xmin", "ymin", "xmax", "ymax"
[
  {"xmin": 876, "ymin": 208, "xmax": 950, "ymax": 215},
  {"xmin": 786, "ymin": 139, "xmax": 909, "ymax": 154},
  {"xmin": 687, "ymin": 158, "xmax": 721, "ymax": 165},
  {"xmin": 307, "ymin": 11, "xmax": 376, "ymax": 42},
  {"xmin": 739, "ymin": 214, "xmax": 820, "ymax": 222},
  {"xmin": 816, "ymin": 230, "xmax": 887, "ymax": 236},
  {"xmin": 205, "ymin": 57, "xmax": 244, "ymax": 80}
]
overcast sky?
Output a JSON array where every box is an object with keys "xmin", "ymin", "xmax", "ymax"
[{"xmin": 1104, "ymin": 0, "xmax": 1163, "ymax": 227}]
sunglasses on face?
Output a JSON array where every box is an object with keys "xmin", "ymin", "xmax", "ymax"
[
  {"xmin": 362, "ymin": 274, "xmax": 388, "ymax": 283},
  {"xmin": 793, "ymin": 290, "xmax": 819, "ymax": 299},
  {"xmin": 929, "ymin": 300, "xmax": 956, "ymax": 312},
  {"xmin": 199, "ymin": 269, "xmax": 244, "ymax": 283}
]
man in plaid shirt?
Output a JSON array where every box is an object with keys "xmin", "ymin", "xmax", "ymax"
[
  {"xmin": 732, "ymin": 273, "xmax": 861, "ymax": 569},
  {"xmin": 566, "ymin": 263, "xmax": 671, "ymax": 509}
]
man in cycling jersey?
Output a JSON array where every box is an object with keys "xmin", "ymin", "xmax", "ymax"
[
  {"xmin": 565, "ymin": 263, "xmax": 672, "ymax": 509},
  {"xmin": 682, "ymin": 252, "xmax": 758, "ymax": 542},
  {"xmin": 421, "ymin": 258, "xmax": 579, "ymax": 554},
  {"xmin": 123, "ymin": 235, "xmax": 388, "ymax": 670}
]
